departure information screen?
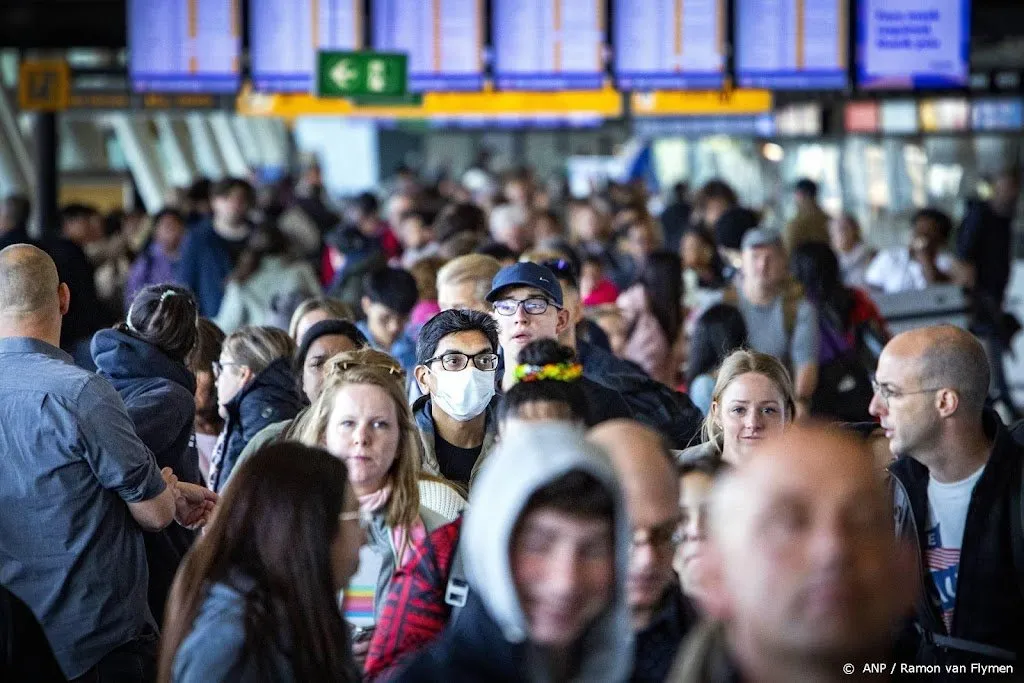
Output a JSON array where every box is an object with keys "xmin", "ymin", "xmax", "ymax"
[
  {"xmin": 613, "ymin": 0, "xmax": 724, "ymax": 90},
  {"xmin": 129, "ymin": 0, "xmax": 240, "ymax": 92},
  {"xmin": 372, "ymin": 0, "xmax": 484, "ymax": 92},
  {"xmin": 735, "ymin": 0, "xmax": 847, "ymax": 89},
  {"xmin": 493, "ymin": 0, "xmax": 606, "ymax": 90},
  {"xmin": 250, "ymin": 0, "xmax": 363, "ymax": 92},
  {"xmin": 858, "ymin": 0, "xmax": 970, "ymax": 89}
]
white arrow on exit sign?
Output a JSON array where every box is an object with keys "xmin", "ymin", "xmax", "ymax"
[{"xmin": 330, "ymin": 60, "xmax": 359, "ymax": 89}]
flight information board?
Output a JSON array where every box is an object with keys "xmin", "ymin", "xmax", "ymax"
[
  {"xmin": 735, "ymin": 0, "xmax": 847, "ymax": 89},
  {"xmin": 372, "ymin": 0, "xmax": 484, "ymax": 92},
  {"xmin": 493, "ymin": 0, "xmax": 606, "ymax": 90},
  {"xmin": 858, "ymin": 0, "xmax": 970, "ymax": 89},
  {"xmin": 129, "ymin": 0, "xmax": 240, "ymax": 93},
  {"xmin": 250, "ymin": 0, "xmax": 363, "ymax": 92},
  {"xmin": 613, "ymin": 0, "xmax": 724, "ymax": 90}
]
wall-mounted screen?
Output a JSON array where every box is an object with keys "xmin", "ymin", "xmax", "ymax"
[
  {"xmin": 920, "ymin": 98, "xmax": 969, "ymax": 131},
  {"xmin": 493, "ymin": 0, "xmax": 606, "ymax": 90},
  {"xmin": 971, "ymin": 99, "xmax": 1023, "ymax": 131},
  {"xmin": 613, "ymin": 0, "xmax": 724, "ymax": 90},
  {"xmin": 372, "ymin": 0, "xmax": 484, "ymax": 91},
  {"xmin": 845, "ymin": 102, "xmax": 881, "ymax": 133},
  {"xmin": 250, "ymin": 0, "xmax": 363, "ymax": 92},
  {"xmin": 129, "ymin": 0, "xmax": 240, "ymax": 93},
  {"xmin": 858, "ymin": 0, "xmax": 970, "ymax": 89},
  {"xmin": 880, "ymin": 100, "xmax": 919, "ymax": 134},
  {"xmin": 735, "ymin": 0, "xmax": 847, "ymax": 90}
]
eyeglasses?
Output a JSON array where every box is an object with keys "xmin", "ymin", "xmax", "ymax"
[
  {"xmin": 871, "ymin": 377, "xmax": 946, "ymax": 407},
  {"xmin": 340, "ymin": 508, "xmax": 373, "ymax": 531},
  {"xmin": 630, "ymin": 518, "xmax": 684, "ymax": 552},
  {"xmin": 493, "ymin": 297, "xmax": 559, "ymax": 317},
  {"xmin": 211, "ymin": 361, "xmax": 243, "ymax": 379},
  {"xmin": 423, "ymin": 350, "xmax": 500, "ymax": 372}
]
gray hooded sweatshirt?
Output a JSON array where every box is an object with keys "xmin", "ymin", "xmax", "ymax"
[{"xmin": 461, "ymin": 420, "xmax": 636, "ymax": 683}]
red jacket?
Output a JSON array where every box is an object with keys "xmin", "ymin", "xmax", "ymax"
[{"xmin": 365, "ymin": 517, "xmax": 462, "ymax": 681}]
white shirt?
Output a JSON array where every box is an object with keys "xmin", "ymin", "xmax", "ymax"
[
  {"xmin": 838, "ymin": 242, "xmax": 875, "ymax": 289},
  {"xmin": 864, "ymin": 247, "xmax": 954, "ymax": 294},
  {"xmin": 925, "ymin": 465, "xmax": 985, "ymax": 633}
]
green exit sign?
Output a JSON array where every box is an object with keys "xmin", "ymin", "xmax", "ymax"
[{"xmin": 316, "ymin": 51, "xmax": 408, "ymax": 98}]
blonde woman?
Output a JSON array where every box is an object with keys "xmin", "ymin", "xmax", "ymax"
[
  {"xmin": 677, "ymin": 349, "xmax": 796, "ymax": 467},
  {"xmin": 299, "ymin": 349, "xmax": 458, "ymax": 620}
]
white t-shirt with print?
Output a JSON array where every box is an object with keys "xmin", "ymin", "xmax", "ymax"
[{"xmin": 924, "ymin": 465, "xmax": 985, "ymax": 633}]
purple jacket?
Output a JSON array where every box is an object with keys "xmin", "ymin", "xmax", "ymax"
[{"xmin": 124, "ymin": 243, "xmax": 180, "ymax": 308}]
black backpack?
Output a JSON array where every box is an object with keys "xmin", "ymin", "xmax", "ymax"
[{"xmin": 595, "ymin": 371, "xmax": 704, "ymax": 449}]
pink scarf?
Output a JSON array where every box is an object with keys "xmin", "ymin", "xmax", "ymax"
[{"xmin": 358, "ymin": 484, "xmax": 427, "ymax": 568}]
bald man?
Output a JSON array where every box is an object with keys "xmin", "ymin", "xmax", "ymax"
[
  {"xmin": 870, "ymin": 325, "xmax": 1024, "ymax": 673},
  {"xmin": 668, "ymin": 424, "xmax": 914, "ymax": 683},
  {"xmin": 0, "ymin": 245, "xmax": 216, "ymax": 681},
  {"xmin": 589, "ymin": 420, "xmax": 697, "ymax": 683}
]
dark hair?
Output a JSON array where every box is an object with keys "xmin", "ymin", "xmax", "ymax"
[
  {"xmin": 416, "ymin": 309, "xmax": 498, "ymax": 365},
  {"xmin": 362, "ymin": 267, "xmax": 419, "ymax": 316},
  {"xmin": 677, "ymin": 453, "xmax": 730, "ymax": 478},
  {"xmin": 685, "ymin": 304, "xmax": 748, "ymax": 384},
  {"xmin": 698, "ymin": 179, "xmax": 737, "ymax": 206},
  {"xmin": 476, "ymin": 241, "xmax": 519, "ymax": 263},
  {"xmin": 435, "ymin": 203, "xmax": 487, "ymax": 243},
  {"xmin": 911, "ymin": 207, "xmax": 954, "ymax": 242},
  {"xmin": 187, "ymin": 178, "xmax": 212, "ymax": 203},
  {"xmin": 2, "ymin": 194, "xmax": 31, "ymax": 228},
  {"xmin": 794, "ymin": 178, "xmax": 819, "ymax": 200},
  {"xmin": 500, "ymin": 339, "xmax": 588, "ymax": 424},
  {"xmin": 520, "ymin": 469, "xmax": 615, "ymax": 522},
  {"xmin": 639, "ymin": 251, "xmax": 684, "ymax": 346},
  {"xmin": 354, "ymin": 192, "xmax": 379, "ymax": 217},
  {"xmin": 681, "ymin": 226, "xmax": 728, "ymax": 285},
  {"xmin": 60, "ymin": 203, "xmax": 99, "ymax": 224},
  {"xmin": 230, "ymin": 222, "xmax": 292, "ymax": 283},
  {"xmin": 211, "ymin": 177, "xmax": 254, "ymax": 202},
  {"xmin": 399, "ymin": 208, "xmax": 437, "ymax": 229},
  {"xmin": 119, "ymin": 285, "xmax": 199, "ymax": 364},
  {"xmin": 158, "ymin": 443, "xmax": 358, "ymax": 683},
  {"xmin": 791, "ymin": 242, "xmax": 855, "ymax": 330},
  {"xmin": 294, "ymin": 319, "xmax": 369, "ymax": 376},
  {"xmin": 152, "ymin": 207, "xmax": 185, "ymax": 228},
  {"xmin": 193, "ymin": 318, "xmax": 226, "ymax": 374}
]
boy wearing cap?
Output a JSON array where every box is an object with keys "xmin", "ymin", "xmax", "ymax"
[
  {"xmin": 487, "ymin": 262, "xmax": 632, "ymax": 422},
  {"xmin": 732, "ymin": 228, "xmax": 819, "ymax": 415}
]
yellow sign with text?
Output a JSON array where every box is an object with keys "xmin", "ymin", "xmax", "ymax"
[
  {"xmin": 18, "ymin": 60, "xmax": 70, "ymax": 112},
  {"xmin": 630, "ymin": 90, "xmax": 772, "ymax": 116},
  {"xmin": 236, "ymin": 84, "xmax": 623, "ymax": 120}
]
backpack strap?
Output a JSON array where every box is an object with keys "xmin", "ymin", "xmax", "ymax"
[{"xmin": 444, "ymin": 539, "xmax": 468, "ymax": 626}]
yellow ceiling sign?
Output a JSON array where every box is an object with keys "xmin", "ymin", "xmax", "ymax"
[
  {"xmin": 631, "ymin": 90, "xmax": 772, "ymax": 116},
  {"xmin": 18, "ymin": 60, "xmax": 70, "ymax": 112},
  {"xmin": 236, "ymin": 84, "xmax": 623, "ymax": 119}
]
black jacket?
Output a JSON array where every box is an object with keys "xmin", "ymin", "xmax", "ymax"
[
  {"xmin": 210, "ymin": 357, "xmax": 304, "ymax": 493},
  {"xmin": 890, "ymin": 410, "xmax": 1024, "ymax": 674},
  {"xmin": 91, "ymin": 328, "xmax": 201, "ymax": 625},
  {"xmin": 0, "ymin": 584, "xmax": 65, "ymax": 682},
  {"xmin": 579, "ymin": 340, "xmax": 703, "ymax": 449}
]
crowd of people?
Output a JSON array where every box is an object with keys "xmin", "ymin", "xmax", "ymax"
[{"xmin": 0, "ymin": 162, "xmax": 1023, "ymax": 683}]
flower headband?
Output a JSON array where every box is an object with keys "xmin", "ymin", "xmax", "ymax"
[{"xmin": 513, "ymin": 362, "xmax": 584, "ymax": 384}]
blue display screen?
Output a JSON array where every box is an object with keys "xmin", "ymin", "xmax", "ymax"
[
  {"xmin": 735, "ymin": 0, "xmax": 848, "ymax": 90},
  {"xmin": 129, "ymin": 0, "xmax": 240, "ymax": 93},
  {"xmin": 858, "ymin": 0, "xmax": 970, "ymax": 89},
  {"xmin": 613, "ymin": 0, "xmax": 724, "ymax": 90},
  {"xmin": 250, "ymin": 0, "xmax": 363, "ymax": 93},
  {"xmin": 493, "ymin": 0, "xmax": 606, "ymax": 90}
]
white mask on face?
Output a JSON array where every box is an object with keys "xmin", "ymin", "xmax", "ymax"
[{"xmin": 431, "ymin": 367, "xmax": 496, "ymax": 422}]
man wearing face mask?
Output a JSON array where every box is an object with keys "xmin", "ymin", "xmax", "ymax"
[{"xmin": 413, "ymin": 308, "xmax": 501, "ymax": 491}]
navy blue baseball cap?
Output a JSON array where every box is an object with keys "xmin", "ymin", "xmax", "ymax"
[{"xmin": 486, "ymin": 262, "xmax": 564, "ymax": 307}]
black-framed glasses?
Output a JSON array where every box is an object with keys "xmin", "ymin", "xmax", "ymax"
[
  {"xmin": 493, "ymin": 297, "xmax": 558, "ymax": 317},
  {"xmin": 212, "ymin": 361, "xmax": 243, "ymax": 379},
  {"xmin": 871, "ymin": 377, "xmax": 946, "ymax": 407},
  {"xmin": 424, "ymin": 351, "xmax": 500, "ymax": 372}
]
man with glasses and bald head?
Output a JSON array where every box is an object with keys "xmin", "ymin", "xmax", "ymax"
[{"xmin": 871, "ymin": 324, "xmax": 1024, "ymax": 673}]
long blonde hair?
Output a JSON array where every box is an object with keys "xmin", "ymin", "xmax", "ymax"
[
  {"xmin": 299, "ymin": 349, "xmax": 421, "ymax": 533},
  {"xmin": 701, "ymin": 349, "xmax": 796, "ymax": 453}
]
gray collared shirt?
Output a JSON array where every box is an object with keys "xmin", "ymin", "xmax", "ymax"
[{"xmin": 0, "ymin": 336, "xmax": 166, "ymax": 678}]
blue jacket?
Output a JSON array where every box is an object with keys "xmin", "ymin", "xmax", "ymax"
[
  {"xmin": 91, "ymin": 328, "xmax": 201, "ymax": 625},
  {"xmin": 175, "ymin": 218, "xmax": 245, "ymax": 318},
  {"xmin": 209, "ymin": 358, "xmax": 304, "ymax": 493}
]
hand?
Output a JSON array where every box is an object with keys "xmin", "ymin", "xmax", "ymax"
[
  {"xmin": 173, "ymin": 481, "xmax": 218, "ymax": 529},
  {"xmin": 351, "ymin": 632, "xmax": 372, "ymax": 670}
]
